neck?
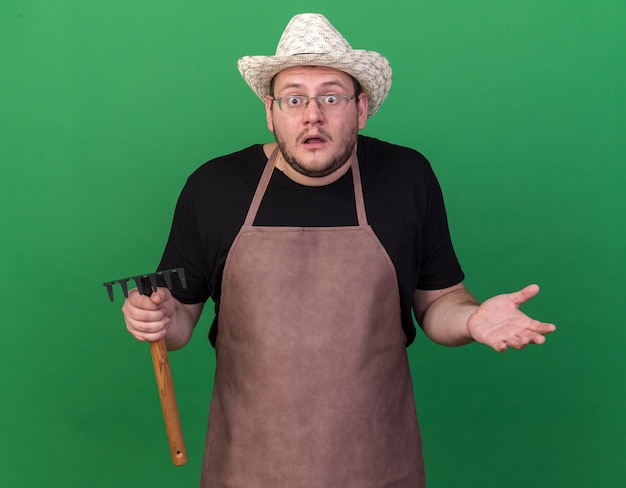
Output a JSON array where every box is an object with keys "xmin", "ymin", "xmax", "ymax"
[{"xmin": 263, "ymin": 143, "xmax": 354, "ymax": 187}]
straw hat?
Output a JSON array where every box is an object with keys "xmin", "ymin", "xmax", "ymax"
[{"xmin": 237, "ymin": 13, "xmax": 392, "ymax": 117}]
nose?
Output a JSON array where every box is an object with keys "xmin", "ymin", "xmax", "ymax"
[{"xmin": 302, "ymin": 97, "xmax": 324, "ymax": 123}]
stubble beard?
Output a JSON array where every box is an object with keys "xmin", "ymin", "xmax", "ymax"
[{"xmin": 274, "ymin": 128, "xmax": 358, "ymax": 178}]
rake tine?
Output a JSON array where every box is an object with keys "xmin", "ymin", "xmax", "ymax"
[
  {"xmin": 175, "ymin": 268, "xmax": 187, "ymax": 288},
  {"xmin": 163, "ymin": 270, "xmax": 173, "ymax": 290},
  {"xmin": 105, "ymin": 283, "xmax": 114, "ymax": 302},
  {"xmin": 135, "ymin": 276, "xmax": 146, "ymax": 296},
  {"xmin": 120, "ymin": 279, "xmax": 129, "ymax": 298},
  {"xmin": 148, "ymin": 273, "xmax": 158, "ymax": 293}
]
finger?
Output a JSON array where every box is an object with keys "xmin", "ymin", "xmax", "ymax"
[
  {"xmin": 122, "ymin": 301, "xmax": 169, "ymax": 333},
  {"xmin": 527, "ymin": 325, "xmax": 557, "ymax": 345},
  {"xmin": 517, "ymin": 320, "xmax": 556, "ymax": 342},
  {"xmin": 122, "ymin": 297, "xmax": 166, "ymax": 321},
  {"xmin": 504, "ymin": 333, "xmax": 531, "ymax": 350},
  {"xmin": 127, "ymin": 327, "xmax": 167, "ymax": 343},
  {"xmin": 125, "ymin": 310, "xmax": 169, "ymax": 330},
  {"xmin": 128, "ymin": 307, "xmax": 168, "ymax": 324},
  {"xmin": 125, "ymin": 316, "xmax": 169, "ymax": 340},
  {"xmin": 509, "ymin": 284, "xmax": 540, "ymax": 306},
  {"xmin": 492, "ymin": 340, "xmax": 508, "ymax": 353},
  {"xmin": 529, "ymin": 333, "xmax": 546, "ymax": 345},
  {"xmin": 127, "ymin": 288, "xmax": 161, "ymax": 310},
  {"xmin": 531, "ymin": 321, "xmax": 557, "ymax": 335},
  {"xmin": 525, "ymin": 320, "xmax": 556, "ymax": 337}
]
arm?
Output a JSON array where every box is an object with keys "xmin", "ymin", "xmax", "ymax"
[
  {"xmin": 122, "ymin": 287, "xmax": 204, "ymax": 351},
  {"xmin": 413, "ymin": 282, "xmax": 556, "ymax": 352}
]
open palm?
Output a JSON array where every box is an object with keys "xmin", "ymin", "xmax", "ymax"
[{"xmin": 467, "ymin": 284, "xmax": 556, "ymax": 352}]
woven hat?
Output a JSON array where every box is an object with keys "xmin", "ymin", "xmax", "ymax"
[{"xmin": 237, "ymin": 13, "xmax": 392, "ymax": 117}]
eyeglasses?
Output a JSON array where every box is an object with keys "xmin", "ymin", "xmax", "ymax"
[{"xmin": 271, "ymin": 95, "xmax": 355, "ymax": 115}]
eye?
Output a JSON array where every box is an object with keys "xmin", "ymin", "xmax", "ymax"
[
  {"xmin": 286, "ymin": 96, "xmax": 304, "ymax": 107},
  {"xmin": 323, "ymin": 95, "xmax": 339, "ymax": 105}
]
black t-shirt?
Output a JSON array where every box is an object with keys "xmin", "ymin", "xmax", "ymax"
[{"xmin": 159, "ymin": 135, "xmax": 465, "ymax": 346}]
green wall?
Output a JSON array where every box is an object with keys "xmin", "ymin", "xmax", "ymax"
[{"xmin": 1, "ymin": 1, "xmax": 624, "ymax": 486}]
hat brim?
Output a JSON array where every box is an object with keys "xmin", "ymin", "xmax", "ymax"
[{"xmin": 238, "ymin": 50, "xmax": 392, "ymax": 117}]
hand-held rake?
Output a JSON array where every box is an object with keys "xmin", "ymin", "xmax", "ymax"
[{"xmin": 103, "ymin": 268, "xmax": 188, "ymax": 466}]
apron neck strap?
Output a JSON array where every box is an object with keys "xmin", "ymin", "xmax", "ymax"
[
  {"xmin": 350, "ymin": 153, "xmax": 368, "ymax": 226},
  {"xmin": 244, "ymin": 146, "xmax": 368, "ymax": 227},
  {"xmin": 243, "ymin": 146, "xmax": 279, "ymax": 226}
]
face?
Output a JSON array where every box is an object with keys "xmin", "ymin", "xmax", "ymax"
[{"xmin": 265, "ymin": 66, "xmax": 368, "ymax": 178}]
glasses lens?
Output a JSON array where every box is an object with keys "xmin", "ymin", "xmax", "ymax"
[{"xmin": 277, "ymin": 96, "xmax": 351, "ymax": 114}]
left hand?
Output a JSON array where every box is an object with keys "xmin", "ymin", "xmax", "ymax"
[{"xmin": 467, "ymin": 284, "xmax": 556, "ymax": 352}]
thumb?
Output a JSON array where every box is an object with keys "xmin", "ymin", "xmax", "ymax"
[
  {"xmin": 150, "ymin": 287, "xmax": 172, "ymax": 305},
  {"xmin": 150, "ymin": 288, "xmax": 176, "ymax": 319},
  {"xmin": 509, "ymin": 284, "xmax": 540, "ymax": 306}
]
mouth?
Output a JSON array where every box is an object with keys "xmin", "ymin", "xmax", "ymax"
[{"xmin": 300, "ymin": 133, "xmax": 329, "ymax": 148}]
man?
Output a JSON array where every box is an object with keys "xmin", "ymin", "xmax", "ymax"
[{"xmin": 122, "ymin": 13, "xmax": 555, "ymax": 487}]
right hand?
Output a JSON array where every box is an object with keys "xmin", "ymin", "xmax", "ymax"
[{"xmin": 122, "ymin": 287, "xmax": 177, "ymax": 342}]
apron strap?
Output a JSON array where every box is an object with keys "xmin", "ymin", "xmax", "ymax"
[
  {"xmin": 243, "ymin": 146, "xmax": 280, "ymax": 226},
  {"xmin": 243, "ymin": 147, "xmax": 368, "ymax": 227},
  {"xmin": 350, "ymin": 154, "xmax": 368, "ymax": 227}
]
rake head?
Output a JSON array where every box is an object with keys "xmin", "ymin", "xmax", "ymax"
[{"xmin": 103, "ymin": 268, "xmax": 187, "ymax": 302}]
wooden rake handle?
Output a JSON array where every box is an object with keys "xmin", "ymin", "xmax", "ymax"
[
  {"xmin": 103, "ymin": 270, "xmax": 188, "ymax": 465},
  {"xmin": 149, "ymin": 337, "xmax": 188, "ymax": 466}
]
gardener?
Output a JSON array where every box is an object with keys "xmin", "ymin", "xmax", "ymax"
[{"xmin": 122, "ymin": 13, "xmax": 556, "ymax": 487}]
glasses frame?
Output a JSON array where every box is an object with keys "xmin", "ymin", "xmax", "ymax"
[{"xmin": 270, "ymin": 94, "xmax": 356, "ymax": 114}]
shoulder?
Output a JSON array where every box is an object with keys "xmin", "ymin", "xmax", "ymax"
[
  {"xmin": 172, "ymin": 144, "xmax": 267, "ymax": 222},
  {"xmin": 357, "ymin": 135, "xmax": 438, "ymax": 190},
  {"xmin": 358, "ymin": 136, "xmax": 431, "ymax": 165},
  {"xmin": 187, "ymin": 144, "xmax": 266, "ymax": 187}
]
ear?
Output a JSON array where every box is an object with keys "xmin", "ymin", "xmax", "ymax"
[
  {"xmin": 357, "ymin": 92, "xmax": 368, "ymax": 130},
  {"xmin": 265, "ymin": 96, "xmax": 275, "ymax": 132}
]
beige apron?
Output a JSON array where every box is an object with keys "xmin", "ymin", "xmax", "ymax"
[{"xmin": 201, "ymin": 150, "xmax": 424, "ymax": 487}]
